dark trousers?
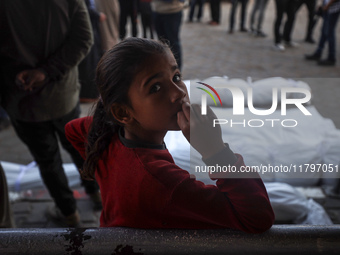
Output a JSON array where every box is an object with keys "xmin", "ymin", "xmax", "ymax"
[
  {"xmin": 274, "ymin": 0, "xmax": 298, "ymax": 44},
  {"xmin": 230, "ymin": 0, "xmax": 249, "ymax": 31},
  {"xmin": 139, "ymin": 2, "xmax": 154, "ymax": 39},
  {"xmin": 210, "ymin": 0, "xmax": 221, "ymax": 23},
  {"xmin": 11, "ymin": 105, "xmax": 99, "ymax": 216},
  {"xmin": 119, "ymin": 0, "xmax": 138, "ymax": 39},
  {"xmin": 250, "ymin": 0, "xmax": 269, "ymax": 32},
  {"xmin": 295, "ymin": 0, "xmax": 317, "ymax": 40},
  {"xmin": 189, "ymin": 0, "xmax": 205, "ymax": 22},
  {"xmin": 153, "ymin": 11, "xmax": 183, "ymax": 70},
  {"xmin": 316, "ymin": 11, "xmax": 340, "ymax": 61}
]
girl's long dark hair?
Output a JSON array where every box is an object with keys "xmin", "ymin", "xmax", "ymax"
[{"xmin": 82, "ymin": 38, "xmax": 170, "ymax": 179}]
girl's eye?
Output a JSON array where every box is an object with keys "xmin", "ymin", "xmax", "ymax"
[
  {"xmin": 173, "ymin": 73, "xmax": 182, "ymax": 83},
  {"xmin": 150, "ymin": 84, "xmax": 161, "ymax": 94}
]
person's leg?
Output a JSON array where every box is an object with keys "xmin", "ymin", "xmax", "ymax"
[
  {"xmin": 305, "ymin": 0, "xmax": 317, "ymax": 42},
  {"xmin": 147, "ymin": 10, "xmax": 154, "ymax": 39},
  {"xmin": 230, "ymin": 0, "xmax": 239, "ymax": 32},
  {"xmin": 316, "ymin": 12, "xmax": 330, "ymax": 56},
  {"xmin": 141, "ymin": 13, "xmax": 148, "ymax": 38},
  {"xmin": 257, "ymin": 0, "xmax": 269, "ymax": 32},
  {"xmin": 215, "ymin": 0, "xmax": 221, "ymax": 23},
  {"xmin": 130, "ymin": 0, "xmax": 138, "ymax": 37},
  {"xmin": 119, "ymin": 0, "xmax": 128, "ymax": 39},
  {"xmin": 197, "ymin": 0, "xmax": 205, "ymax": 21},
  {"xmin": 153, "ymin": 12, "xmax": 166, "ymax": 42},
  {"xmin": 11, "ymin": 119, "xmax": 77, "ymax": 217},
  {"xmin": 274, "ymin": 0, "xmax": 285, "ymax": 44},
  {"xmin": 326, "ymin": 12, "xmax": 340, "ymax": 62},
  {"xmin": 283, "ymin": 0, "xmax": 298, "ymax": 43},
  {"xmin": 189, "ymin": 0, "xmax": 197, "ymax": 22},
  {"xmin": 240, "ymin": 0, "xmax": 249, "ymax": 31},
  {"xmin": 53, "ymin": 105, "xmax": 99, "ymax": 196},
  {"xmin": 250, "ymin": 0, "xmax": 261, "ymax": 32},
  {"xmin": 305, "ymin": 11, "xmax": 329, "ymax": 60},
  {"xmin": 161, "ymin": 11, "xmax": 183, "ymax": 70}
]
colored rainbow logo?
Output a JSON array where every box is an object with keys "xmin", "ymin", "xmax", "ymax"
[{"xmin": 196, "ymin": 82, "xmax": 223, "ymax": 106}]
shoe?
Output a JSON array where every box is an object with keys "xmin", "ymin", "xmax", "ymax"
[
  {"xmin": 273, "ymin": 43, "xmax": 285, "ymax": 51},
  {"xmin": 284, "ymin": 41, "xmax": 299, "ymax": 48},
  {"xmin": 318, "ymin": 59, "xmax": 336, "ymax": 66},
  {"xmin": 240, "ymin": 28, "xmax": 248, "ymax": 32},
  {"xmin": 228, "ymin": 29, "xmax": 234, "ymax": 34},
  {"xmin": 208, "ymin": 21, "xmax": 219, "ymax": 26},
  {"xmin": 256, "ymin": 31, "xmax": 267, "ymax": 37},
  {"xmin": 305, "ymin": 53, "xmax": 321, "ymax": 61},
  {"xmin": 89, "ymin": 191, "xmax": 103, "ymax": 211},
  {"xmin": 305, "ymin": 37, "xmax": 315, "ymax": 44},
  {"xmin": 46, "ymin": 205, "xmax": 81, "ymax": 227}
]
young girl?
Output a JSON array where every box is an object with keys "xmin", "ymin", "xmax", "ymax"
[{"xmin": 65, "ymin": 38, "xmax": 274, "ymax": 233}]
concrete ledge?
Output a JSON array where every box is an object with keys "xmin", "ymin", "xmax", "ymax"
[{"xmin": 0, "ymin": 225, "xmax": 340, "ymax": 254}]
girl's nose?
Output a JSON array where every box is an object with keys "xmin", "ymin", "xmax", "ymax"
[{"xmin": 170, "ymin": 83, "xmax": 187, "ymax": 103}]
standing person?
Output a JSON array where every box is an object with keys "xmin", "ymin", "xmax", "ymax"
[
  {"xmin": 0, "ymin": 0, "xmax": 100, "ymax": 227},
  {"xmin": 95, "ymin": 0, "xmax": 120, "ymax": 51},
  {"xmin": 295, "ymin": 0, "xmax": 318, "ymax": 43},
  {"xmin": 139, "ymin": 0, "xmax": 155, "ymax": 38},
  {"xmin": 249, "ymin": 0, "xmax": 269, "ymax": 37},
  {"xmin": 209, "ymin": 0, "xmax": 221, "ymax": 25},
  {"xmin": 65, "ymin": 37, "xmax": 274, "ymax": 232},
  {"xmin": 229, "ymin": 0, "xmax": 249, "ymax": 33},
  {"xmin": 152, "ymin": 0, "xmax": 185, "ymax": 70},
  {"xmin": 305, "ymin": 0, "xmax": 340, "ymax": 66},
  {"xmin": 273, "ymin": 0, "xmax": 299, "ymax": 51},
  {"xmin": 119, "ymin": 0, "xmax": 138, "ymax": 39},
  {"xmin": 189, "ymin": 0, "xmax": 205, "ymax": 23}
]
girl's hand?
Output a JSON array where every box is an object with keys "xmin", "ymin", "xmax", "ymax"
[{"xmin": 177, "ymin": 103, "xmax": 226, "ymax": 159}]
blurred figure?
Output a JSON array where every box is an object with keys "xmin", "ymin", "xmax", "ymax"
[
  {"xmin": 229, "ymin": 0, "xmax": 249, "ymax": 33},
  {"xmin": 79, "ymin": 0, "xmax": 106, "ymax": 103},
  {"xmin": 119, "ymin": 0, "xmax": 138, "ymax": 39},
  {"xmin": 295, "ymin": 0, "xmax": 317, "ymax": 43},
  {"xmin": 152, "ymin": 0, "xmax": 185, "ymax": 70},
  {"xmin": 95, "ymin": 0, "xmax": 120, "ymax": 51},
  {"xmin": 305, "ymin": 0, "xmax": 340, "ymax": 66},
  {"xmin": 249, "ymin": 0, "xmax": 269, "ymax": 37},
  {"xmin": 209, "ymin": 0, "xmax": 221, "ymax": 25},
  {"xmin": 0, "ymin": 0, "xmax": 100, "ymax": 227},
  {"xmin": 79, "ymin": 0, "xmax": 106, "ymax": 102},
  {"xmin": 273, "ymin": 0, "xmax": 299, "ymax": 51},
  {"xmin": 189, "ymin": 0, "xmax": 205, "ymax": 23},
  {"xmin": 139, "ymin": 0, "xmax": 155, "ymax": 38},
  {"xmin": 0, "ymin": 164, "xmax": 15, "ymax": 228}
]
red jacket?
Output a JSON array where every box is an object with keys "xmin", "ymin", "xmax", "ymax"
[{"xmin": 65, "ymin": 117, "xmax": 274, "ymax": 233}]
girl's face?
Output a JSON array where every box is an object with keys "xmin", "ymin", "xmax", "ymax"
[{"xmin": 123, "ymin": 50, "xmax": 189, "ymax": 144}]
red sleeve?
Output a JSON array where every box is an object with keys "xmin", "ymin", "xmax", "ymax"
[
  {"xmin": 168, "ymin": 155, "xmax": 275, "ymax": 233},
  {"xmin": 65, "ymin": 116, "xmax": 93, "ymax": 159}
]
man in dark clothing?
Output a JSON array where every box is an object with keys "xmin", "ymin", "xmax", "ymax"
[
  {"xmin": 273, "ymin": 0, "xmax": 299, "ymax": 51},
  {"xmin": 295, "ymin": 0, "xmax": 317, "ymax": 43},
  {"xmin": 0, "ymin": 0, "xmax": 100, "ymax": 227}
]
